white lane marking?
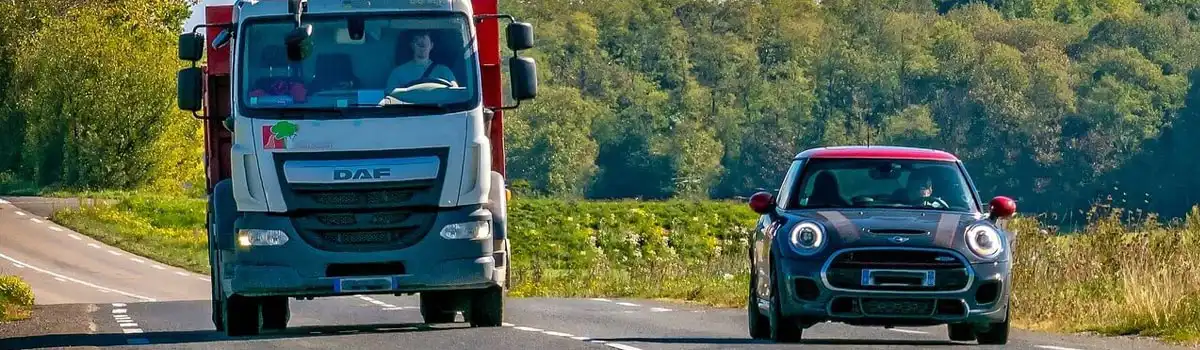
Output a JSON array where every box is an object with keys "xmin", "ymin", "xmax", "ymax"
[
  {"xmin": 590, "ymin": 298, "xmax": 612, "ymax": 302},
  {"xmin": 114, "ymin": 316, "xmax": 132, "ymax": 321},
  {"xmin": 108, "ymin": 250, "xmax": 122, "ymax": 256},
  {"xmin": 127, "ymin": 338, "xmax": 150, "ymax": 345},
  {"xmin": 97, "ymin": 289, "xmax": 110, "ymax": 293},
  {"xmin": 113, "ymin": 308, "xmax": 127, "ymax": 314},
  {"xmin": 175, "ymin": 271, "xmax": 190, "ymax": 277},
  {"xmin": 649, "ymin": 307, "xmax": 672, "ymax": 312},
  {"xmin": 54, "ymin": 277, "xmax": 66, "ymax": 282},
  {"xmin": 379, "ymin": 304, "xmax": 397, "ymax": 308},
  {"xmin": 543, "ymin": 331, "xmax": 574, "ymax": 337},
  {"xmin": 122, "ymin": 328, "xmax": 143, "ymax": 334},
  {"xmin": 590, "ymin": 340, "xmax": 608, "ymax": 344},
  {"xmin": 381, "ymin": 307, "xmax": 410, "ymax": 311},
  {"xmin": 513, "ymin": 326, "xmax": 544, "ymax": 332},
  {"xmin": 67, "ymin": 234, "xmax": 81, "ymax": 241},
  {"xmin": 112, "ymin": 303, "xmax": 126, "ymax": 307},
  {"xmin": 0, "ymin": 253, "xmax": 163, "ymax": 301},
  {"xmin": 571, "ymin": 336, "xmax": 591, "ymax": 341},
  {"xmin": 501, "ymin": 322, "xmax": 515, "ymax": 327},
  {"xmin": 0, "ymin": 199, "xmax": 8, "ymax": 204},
  {"xmin": 198, "ymin": 276, "xmax": 211, "ymax": 282},
  {"xmin": 15, "ymin": 211, "xmax": 26, "ymax": 216},
  {"xmin": 12, "ymin": 262, "xmax": 25, "ymax": 268},
  {"xmin": 151, "ymin": 265, "xmax": 166, "ymax": 270},
  {"xmin": 889, "ymin": 328, "xmax": 928, "ymax": 334},
  {"xmin": 52, "ymin": 227, "xmax": 67, "ymax": 232},
  {"xmin": 119, "ymin": 322, "xmax": 138, "ymax": 327},
  {"xmin": 1036, "ymin": 346, "xmax": 1083, "ymax": 350},
  {"xmin": 130, "ymin": 258, "xmax": 144, "ymax": 263},
  {"xmin": 30, "ymin": 218, "xmax": 43, "ymax": 223},
  {"xmin": 88, "ymin": 243, "xmax": 101, "ymax": 249},
  {"xmin": 606, "ymin": 344, "xmax": 643, "ymax": 350},
  {"xmin": 615, "ymin": 302, "xmax": 640, "ymax": 307}
]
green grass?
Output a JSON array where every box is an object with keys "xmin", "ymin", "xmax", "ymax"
[
  {"xmin": 47, "ymin": 192, "xmax": 1200, "ymax": 344},
  {"xmin": 0, "ymin": 275, "xmax": 34, "ymax": 322}
]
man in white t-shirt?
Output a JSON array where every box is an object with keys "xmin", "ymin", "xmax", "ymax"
[{"xmin": 385, "ymin": 31, "xmax": 457, "ymax": 89}]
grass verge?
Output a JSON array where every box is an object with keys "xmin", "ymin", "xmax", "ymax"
[
  {"xmin": 0, "ymin": 275, "xmax": 35, "ymax": 322},
  {"xmin": 47, "ymin": 192, "xmax": 1200, "ymax": 343}
]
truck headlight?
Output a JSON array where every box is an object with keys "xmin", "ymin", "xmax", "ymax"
[
  {"xmin": 788, "ymin": 221, "xmax": 825, "ymax": 255},
  {"xmin": 440, "ymin": 221, "xmax": 491, "ymax": 240},
  {"xmin": 965, "ymin": 224, "xmax": 1003, "ymax": 259},
  {"xmin": 237, "ymin": 229, "xmax": 289, "ymax": 247}
]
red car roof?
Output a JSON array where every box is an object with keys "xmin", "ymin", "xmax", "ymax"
[{"xmin": 795, "ymin": 146, "xmax": 960, "ymax": 161}]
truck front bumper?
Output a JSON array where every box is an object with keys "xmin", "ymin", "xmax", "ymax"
[{"xmin": 219, "ymin": 205, "xmax": 498, "ymax": 298}]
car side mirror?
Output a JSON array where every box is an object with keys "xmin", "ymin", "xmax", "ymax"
[
  {"xmin": 749, "ymin": 191, "xmax": 776, "ymax": 215},
  {"xmin": 509, "ymin": 56, "xmax": 537, "ymax": 100},
  {"xmin": 177, "ymin": 67, "xmax": 204, "ymax": 112},
  {"xmin": 285, "ymin": 24, "xmax": 313, "ymax": 61},
  {"xmin": 989, "ymin": 196, "xmax": 1016, "ymax": 219},
  {"xmin": 506, "ymin": 21, "xmax": 533, "ymax": 51},
  {"xmin": 179, "ymin": 33, "xmax": 205, "ymax": 61}
]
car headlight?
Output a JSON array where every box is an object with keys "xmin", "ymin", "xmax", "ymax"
[
  {"xmin": 440, "ymin": 221, "xmax": 491, "ymax": 240},
  {"xmin": 237, "ymin": 229, "xmax": 289, "ymax": 247},
  {"xmin": 965, "ymin": 224, "xmax": 1003, "ymax": 258},
  {"xmin": 788, "ymin": 221, "xmax": 825, "ymax": 255}
]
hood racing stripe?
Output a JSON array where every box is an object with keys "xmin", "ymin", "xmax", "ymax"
[
  {"xmin": 816, "ymin": 211, "xmax": 859, "ymax": 244},
  {"xmin": 935, "ymin": 213, "xmax": 961, "ymax": 248}
]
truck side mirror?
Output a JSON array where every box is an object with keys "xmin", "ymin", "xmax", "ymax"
[
  {"xmin": 177, "ymin": 67, "xmax": 204, "ymax": 111},
  {"xmin": 179, "ymin": 33, "xmax": 205, "ymax": 61},
  {"xmin": 285, "ymin": 24, "xmax": 313, "ymax": 61},
  {"xmin": 506, "ymin": 22, "xmax": 533, "ymax": 51},
  {"xmin": 509, "ymin": 56, "xmax": 537, "ymax": 100}
]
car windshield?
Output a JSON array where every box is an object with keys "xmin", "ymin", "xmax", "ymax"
[
  {"xmin": 238, "ymin": 12, "xmax": 477, "ymax": 114},
  {"xmin": 786, "ymin": 158, "xmax": 979, "ymax": 212}
]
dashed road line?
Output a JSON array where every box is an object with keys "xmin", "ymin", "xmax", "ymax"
[
  {"xmin": 198, "ymin": 276, "xmax": 211, "ymax": 282},
  {"xmin": 1036, "ymin": 346, "xmax": 1082, "ymax": 350},
  {"xmin": 513, "ymin": 326, "xmax": 544, "ymax": 332},
  {"xmin": 503, "ymin": 323, "xmax": 644, "ymax": 350},
  {"xmin": 174, "ymin": 271, "xmax": 190, "ymax": 277},
  {"xmin": 615, "ymin": 302, "xmax": 640, "ymax": 307},
  {"xmin": 649, "ymin": 307, "xmax": 672, "ymax": 312},
  {"xmin": 151, "ymin": 265, "xmax": 166, "ymax": 270},
  {"xmin": 88, "ymin": 243, "xmax": 101, "ymax": 249},
  {"xmin": 112, "ymin": 304, "xmax": 149, "ymax": 344},
  {"xmin": 15, "ymin": 211, "xmax": 26, "ymax": 216},
  {"xmin": 29, "ymin": 218, "xmax": 43, "ymax": 223},
  {"xmin": 130, "ymin": 258, "xmax": 144, "ymax": 263},
  {"xmin": 51, "ymin": 226, "xmax": 65, "ymax": 232},
  {"xmin": 0, "ymin": 252, "xmax": 156, "ymax": 302},
  {"xmin": 888, "ymin": 328, "xmax": 928, "ymax": 335},
  {"xmin": 590, "ymin": 298, "xmax": 612, "ymax": 302},
  {"xmin": 122, "ymin": 328, "xmax": 143, "ymax": 334},
  {"xmin": 108, "ymin": 250, "xmax": 122, "ymax": 256},
  {"xmin": 0, "ymin": 198, "xmax": 8, "ymax": 204}
]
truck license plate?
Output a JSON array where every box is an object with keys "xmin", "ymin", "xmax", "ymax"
[{"xmin": 335, "ymin": 277, "xmax": 395, "ymax": 293}]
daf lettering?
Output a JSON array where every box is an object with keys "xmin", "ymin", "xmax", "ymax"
[{"xmin": 334, "ymin": 168, "xmax": 392, "ymax": 180}]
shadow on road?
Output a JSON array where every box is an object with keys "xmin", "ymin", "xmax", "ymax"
[
  {"xmin": 592, "ymin": 337, "xmax": 961, "ymax": 346},
  {"xmin": 1, "ymin": 322, "xmax": 456, "ymax": 349}
]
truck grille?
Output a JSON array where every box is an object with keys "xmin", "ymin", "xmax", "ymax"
[
  {"xmin": 288, "ymin": 181, "xmax": 438, "ymax": 211},
  {"xmin": 293, "ymin": 210, "xmax": 436, "ymax": 252},
  {"xmin": 823, "ymin": 248, "xmax": 971, "ymax": 292}
]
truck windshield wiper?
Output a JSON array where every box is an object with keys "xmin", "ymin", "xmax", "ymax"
[
  {"xmin": 260, "ymin": 107, "xmax": 347, "ymax": 118},
  {"xmin": 352, "ymin": 103, "xmax": 451, "ymax": 112}
]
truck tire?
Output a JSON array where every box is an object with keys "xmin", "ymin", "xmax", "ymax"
[
  {"xmin": 208, "ymin": 180, "xmax": 236, "ymax": 331},
  {"xmin": 467, "ymin": 286, "xmax": 503, "ymax": 327},
  {"xmin": 261, "ymin": 296, "xmax": 290, "ymax": 330},
  {"xmin": 420, "ymin": 292, "xmax": 458, "ymax": 323},
  {"xmin": 223, "ymin": 295, "xmax": 263, "ymax": 337}
]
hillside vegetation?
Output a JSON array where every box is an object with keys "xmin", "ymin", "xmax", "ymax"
[
  {"xmin": 0, "ymin": 275, "xmax": 34, "ymax": 322},
  {"xmin": 51, "ymin": 194, "xmax": 1200, "ymax": 341}
]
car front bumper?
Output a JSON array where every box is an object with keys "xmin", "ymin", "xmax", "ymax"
[{"xmin": 773, "ymin": 248, "xmax": 1011, "ymax": 327}]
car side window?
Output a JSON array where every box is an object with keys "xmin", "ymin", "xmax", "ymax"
[{"xmin": 776, "ymin": 160, "xmax": 804, "ymax": 209}]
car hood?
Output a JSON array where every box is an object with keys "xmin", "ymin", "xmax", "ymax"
[{"xmin": 794, "ymin": 208, "xmax": 991, "ymax": 255}]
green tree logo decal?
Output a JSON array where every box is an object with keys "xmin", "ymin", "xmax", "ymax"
[{"xmin": 266, "ymin": 121, "xmax": 299, "ymax": 149}]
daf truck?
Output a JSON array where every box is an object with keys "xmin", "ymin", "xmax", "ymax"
[{"xmin": 175, "ymin": 0, "xmax": 537, "ymax": 336}]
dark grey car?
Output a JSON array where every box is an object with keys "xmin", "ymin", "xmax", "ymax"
[{"xmin": 745, "ymin": 146, "xmax": 1018, "ymax": 344}]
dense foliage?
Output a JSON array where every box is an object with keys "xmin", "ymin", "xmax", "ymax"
[
  {"xmin": 0, "ymin": 275, "xmax": 34, "ymax": 322},
  {"xmin": 2, "ymin": 0, "xmax": 1199, "ymax": 224}
]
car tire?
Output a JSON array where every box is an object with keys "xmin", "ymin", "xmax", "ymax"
[
  {"xmin": 768, "ymin": 257, "xmax": 803, "ymax": 343},
  {"xmin": 975, "ymin": 306, "xmax": 1010, "ymax": 345},
  {"xmin": 748, "ymin": 273, "xmax": 770, "ymax": 339},
  {"xmin": 223, "ymin": 295, "xmax": 263, "ymax": 337},
  {"xmin": 261, "ymin": 296, "xmax": 290, "ymax": 330},
  {"xmin": 467, "ymin": 286, "xmax": 504, "ymax": 327},
  {"xmin": 947, "ymin": 323, "xmax": 975, "ymax": 341},
  {"xmin": 420, "ymin": 292, "xmax": 458, "ymax": 324}
]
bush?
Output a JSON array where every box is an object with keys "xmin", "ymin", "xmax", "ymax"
[{"xmin": 0, "ymin": 275, "xmax": 34, "ymax": 322}]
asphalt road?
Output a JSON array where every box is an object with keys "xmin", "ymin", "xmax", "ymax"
[{"xmin": 0, "ymin": 197, "xmax": 1193, "ymax": 350}]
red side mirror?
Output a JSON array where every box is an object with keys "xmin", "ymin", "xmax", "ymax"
[
  {"xmin": 749, "ymin": 191, "xmax": 775, "ymax": 214},
  {"xmin": 989, "ymin": 196, "xmax": 1016, "ymax": 219}
]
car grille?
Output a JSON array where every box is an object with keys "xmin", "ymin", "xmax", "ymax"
[
  {"xmin": 823, "ymin": 248, "xmax": 971, "ymax": 292},
  {"xmin": 860, "ymin": 298, "xmax": 935, "ymax": 316}
]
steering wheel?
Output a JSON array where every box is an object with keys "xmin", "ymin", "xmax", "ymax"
[
  {"xmin": 398, "ymin": 78, "xmax": 455, "ymax": 90},
  {"xmin": 925, "ymin": 197, "xmax": 951, "ymax": 209}
]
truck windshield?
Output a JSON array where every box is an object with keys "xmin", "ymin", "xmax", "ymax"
[
  {"xmin": 238, "ymin": 13, "xmax": 478, "ymax": 114},
  {"xmin": 786, "ymin": 158, "xmax": 979, "ymax": 213}
]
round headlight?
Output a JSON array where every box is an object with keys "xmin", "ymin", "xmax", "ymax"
[
  {"xmin": 965, "ymin": 224, "xmax": 1003, "ymax": 258},
  {"xmin": 789, "ymin": 221, "xmax": 825, "ymax": 255}
]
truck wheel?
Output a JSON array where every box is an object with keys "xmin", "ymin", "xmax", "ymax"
[
  {"xmin": 420, "ymin": 292, "xmax": 458, "ymax": 324},
  {"xmin": 261, "ymin": 296, "xmax": 290, "ymax": 330},
  {"xmin": 975, "ymin": 306, "xmax": 1010, "ymax": 344},
  {"xmin": 467, "ymin": 286, "xmax": 503, "ymax": 327},
  {"xmin": 223, "ymin": 296, "xmax": 263, "ymax": 337},
  {"xmin": 947, "ymin": 323, "xmax": 975, "ymax": 341}
]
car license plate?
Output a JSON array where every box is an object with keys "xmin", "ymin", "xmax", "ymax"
[
  {"xmin": 861, "ymin": 269, "xmax": 935, "ymax": 287},
  {"xmin": 335, "ymin": 277, "xmax": 395, "ymax": 293}
]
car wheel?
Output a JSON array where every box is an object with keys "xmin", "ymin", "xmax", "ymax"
[
  {"xmin": 975, "ymin": 306, "xmax": 1010, "ymax": 345},
  {"xmin": 420, "ymin": 292, "xmax": 458, "ymax": 324},
  {"xmin": 767, "ymin": 258, "xmax": 803, "ymax": 343},
  {"xmin": 748, "ymin": 272, "xmax": 770, "ymax": 339},
  {"xmin": 947, "ymin": 323, "xmax": 975, "ymax": 341}
]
